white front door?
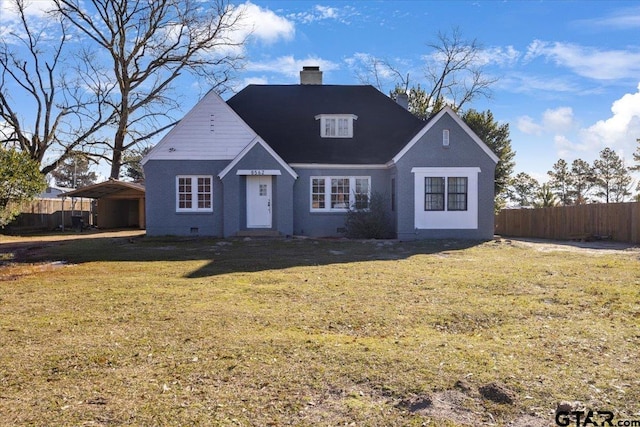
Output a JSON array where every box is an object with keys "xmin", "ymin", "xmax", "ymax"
[{"xmin": 246, "ymin": 175, "xmax": 272, "ymax": 228}]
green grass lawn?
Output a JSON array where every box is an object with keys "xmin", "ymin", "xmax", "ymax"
[{"xmin": 1, "ymin": 232, "xmax": 639, "ymax": 426}]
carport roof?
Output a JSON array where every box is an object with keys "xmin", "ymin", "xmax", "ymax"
[{"xmin": 59, "ymin": 180, "xmax": 145, "ymax": 199}]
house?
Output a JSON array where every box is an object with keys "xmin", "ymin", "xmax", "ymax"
[
  {"xmin": 142, "ymin": 66, "xmax": 498, "ymax": 240},
  {"xmin": 37, "ymin": 184, "xmax": 74, "ymax": 199}
]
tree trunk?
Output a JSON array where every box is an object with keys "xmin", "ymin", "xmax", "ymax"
[
  {"xmin": 110, "ymin": 124, "xmax": 127, "ymax": 179},
  {"xmin": 110, "ymin": 143, "xmax": 123, "ymax": 179}
]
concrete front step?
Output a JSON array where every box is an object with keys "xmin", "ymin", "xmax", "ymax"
[{"xmin": 236, "ymin": 230, "xmax": 282, "ymax": 237}]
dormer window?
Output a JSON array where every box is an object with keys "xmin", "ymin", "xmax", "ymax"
[{"xmin": 315, "ymin": 114, "xmax": 358, "ymax": 138}]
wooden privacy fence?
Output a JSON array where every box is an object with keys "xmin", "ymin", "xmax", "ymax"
[
  {"xmin": 6, "ymin": 198, "xmax": 93, "ymax": 232},
  {"xmin": 495, "ymin": 202, "xmax": 640, "ymax": 244}
]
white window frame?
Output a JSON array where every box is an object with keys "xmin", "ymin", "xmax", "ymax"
[
  {"xmin": 447, "ymin": 176, "xmax": 468, "ymax": 211},
  {"xmin": 442, "ymin": 129, "xmax": 450, "ymax": 147},
  {"xmin": 310, "ymin": 176, "xmax": 371, "ymax": 212},
  {"xmin": 412, "ymin": 167, "xmax": 479, "ymax": 229},
  {"xmin": 315, "ymin": 114, "xmax": 358, "ymax": 138},
  {"xmin": 424, "ymin": 177, "xmax": 445, "ymax": 211},
  {"xmin": 176, "ymin": 175, "xmax": 213, "ymax": 213},
  {"xmin": 423, "ymin": 176, "xmax": 468, "ymax": 212}
]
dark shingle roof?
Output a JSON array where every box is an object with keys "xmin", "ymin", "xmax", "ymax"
[{"xmin": 226, "ymin": 85, "xmax": 425, "ymax": 164}]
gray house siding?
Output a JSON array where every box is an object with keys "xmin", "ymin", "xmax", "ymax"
[
  {"xmin": 220, "ymin": 142, "xmax": 295, "ymax": 237},
  {"xmin": 388, "ymin": 167, "xmax": 399, "ymax": 236},
  {"xmin": 292, "ymin": 167, "xmax": 392, "ymax": 237},
  {"xmin": 394, "ymin": 114, "xmax": 496, "ymax": 240},
  {"xmin": 144, "ymin": 160, "xmax": 228, "ymax": 236}
]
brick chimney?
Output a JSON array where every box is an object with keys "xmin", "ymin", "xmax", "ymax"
[
  {"xmin": 300, "ymin": 66, "xmax": 322, "ymax": 85},
  {"xmin": 395, "ymin": 92, "xmax": 409, "ymax": 110}
]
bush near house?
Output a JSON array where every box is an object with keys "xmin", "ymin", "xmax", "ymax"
[{"xmin": 343, "ymin": 192, "xmax": 394, "ymax": 239}]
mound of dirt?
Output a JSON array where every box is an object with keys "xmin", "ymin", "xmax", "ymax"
[{"xmin": 479, "ymin": 382, "xmax": 516, "ymax": 404}]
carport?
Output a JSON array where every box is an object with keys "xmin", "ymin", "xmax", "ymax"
[{"xmin": 60, "ymin": 180, "xmax": 145, "ymax": 229}]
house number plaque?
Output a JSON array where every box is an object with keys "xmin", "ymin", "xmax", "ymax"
[{"xmin": 236, "ymin": 169, "xmax": 282, "ymax": 176}]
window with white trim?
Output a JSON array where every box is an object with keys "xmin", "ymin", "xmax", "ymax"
[
  {"xmin": 315, "ymin": 114, "xmax": 358, "ymax": 138},
  {"xmin": 311, "ymin": 178, "xmax": 325, "ymax": 209},
  {"xmin": 310, "ymin": 176, "xmax": 370, "ymax": 212},
  {"xmin": 354, "ymin": 177, "xmax": 369, "ymax": 209},
  {"xmin": 447, "ymin": 177, "xmax": 468, "ymax": 211},
  {"xmin": 425, "ymin": 177, "xmax": 445, "ymax": 211},
  {"xmin": 412, "ymin": 167, "xmax": 479, "ymax": 230},
  {"xmin": 176, "ymin": 175, "xmax": 213, "ymax": 212},
  {"xmin": 331, "ymin": 178, "xmax": 350, "ymax": 208},
  {"xmin": 442, "ymin": 129, "xmax": 450, "ymax": 147},
  {"xmin": 424, "ymin": 176, "xmax": 467, "ymax": 212}
]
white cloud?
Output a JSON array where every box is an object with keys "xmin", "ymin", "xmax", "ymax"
[
  {"xmin": 0, "ymin": 119, "xmax": 14, "ymax": 140},
  {"xmin": 517, "ymin": 115, "xmax": 542, "ymax": 135},
  {"xmin": 578, "ymin": 83, "xmax": 640, "ymax": 159},
  {"xmin": 0, "ymin": 0, "xmax": 56, "ymax": 39},
  {"xmin": 246, "ymin": 55, "xmax": 340, "ymax": 80},
  {"xmin": 543, "ymin": 107, "xmax": 575, "ymax": 133},
  {"xmin": 243, "ymin": 76, "xmax": 269, "ymax": 85},
  {"xmin": 239, "ymin": 2, "xmax": 295, "ymax": 44},
  {"xmin": 572, "ymin": 6, "xmax": 640, "ymax": 30},
  {"xmin": 288, "ymin": 4, "xmax": 357, "ymax": 24},
  {"xmin": 501, "ymin": 73, "xmax": 580, "ymax": 95},
  {"xmin": 540, "ymin": 84, "xmax": 640, "ymax": 163},
  {"xmin": 517, "ymin": 107, "xmax": 575, "ymax": 136},
  {"xmin": 524, "ymin": 40, "xmax": 640, "ymax": 80},
  {"xmin": 553, "ymin": 134, "xmax": 588, "ymax": 159},
  {"xmin": 345, "ymin": 52, "xmax": 398, "ymax": 79},
  {"xmin": 477, "ymin": 46, "xmax": 520, "ymax": 66},
  {"xmin": 160, "ymin": 2, "xmax": 294, "ymax": 59},
  {"xmin": 0, "ymin": 0, "xmax": 53, "ymax": 21}
]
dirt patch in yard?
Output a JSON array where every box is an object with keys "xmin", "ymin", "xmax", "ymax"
[
  {"xmin": 0, "ymin": 229, "xmax": 144, "ymax": 264},
  {"xmin": 493, "ymin": 236, "xmax": 639, "ymax": 255}
]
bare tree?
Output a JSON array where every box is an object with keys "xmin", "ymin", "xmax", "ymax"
[
  {"xmin": 54, "ymin": 0, "xmax": 247, "ymax": 178},
  {"xmin": 423, "ymin": 28, "xmax": 497, "ymax": 113},
  {"xmin": 0, "ymin": 0, "xmax": 115, "ymax": 175},
  {"xmin": 354, "ymin": 28, "xmax": 497, "ymax": 117},
  {"xmin": 354, "ymin": 56, "xmax": 407, "ymax": 92}
]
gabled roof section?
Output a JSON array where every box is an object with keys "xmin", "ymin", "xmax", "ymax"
[
  {"xmin": 226, "ymin": 85, "xmax": 425, "ymax": 164},
  {"xmin": 142, "ymin": 89, "xmax": 257, "ymax": 165},
  {"xmin": 392, "ymin": 106, "xmax": 500, "ymax": 164},
  {"xmin": 218, "ymin": 137, "xmax": 298, "ymax": 180}
]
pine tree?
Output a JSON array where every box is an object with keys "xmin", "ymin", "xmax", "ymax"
[
  {"xmin": 631, "ymin": 138, "xmax": 640, "ymax": 171},
  {"xmin": 507, "ymin": 172, "xmax": 540, "ymax": 207},
  {"xmin": 569, "ymin": 159, "xmax": 595, "ymax": 204},
  {"xmin": 121, "ymin": 147, "xmax": 152, "ymax": 182},
  {"xmin": 593, "ymin": 148, "xmax": 632, "ymax": 203},
  {"xmin": 547, "ymin": 159, "xmax": 573, "ymax": 205},
  {"xmin": 51, "ymin": 154, "xmax": 97, "ymax": 189},
  {"xmin": 534, "ymin": 183, "xmax": 559, "ymax": 208}
]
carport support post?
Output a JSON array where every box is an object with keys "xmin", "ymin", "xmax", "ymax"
[{"xmin": 61, "ymin": 196, "xmax": 65, "ymax": 231}]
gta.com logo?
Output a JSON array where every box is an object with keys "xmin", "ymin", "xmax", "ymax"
[{"xmin": 555, "ymin": 410, "xmax": 640, "ymax": 427}]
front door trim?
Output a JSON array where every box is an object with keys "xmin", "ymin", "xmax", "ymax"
[{"xmin": 246, "ymin": 175, "xmax": 272, "ymax": 228}]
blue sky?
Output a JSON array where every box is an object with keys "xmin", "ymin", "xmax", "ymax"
[
  {"xmin": 2, "ymin": 0, "xmax": 640, "ymax": 185},
  {"xmin": 233, "ymin": 0, "xmax": 640, "ymax": 183}
]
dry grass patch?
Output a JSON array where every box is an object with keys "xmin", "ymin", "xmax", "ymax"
[{"xmin": 1, "ymin": 233, "xmax": 639, "ymax": 426}]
